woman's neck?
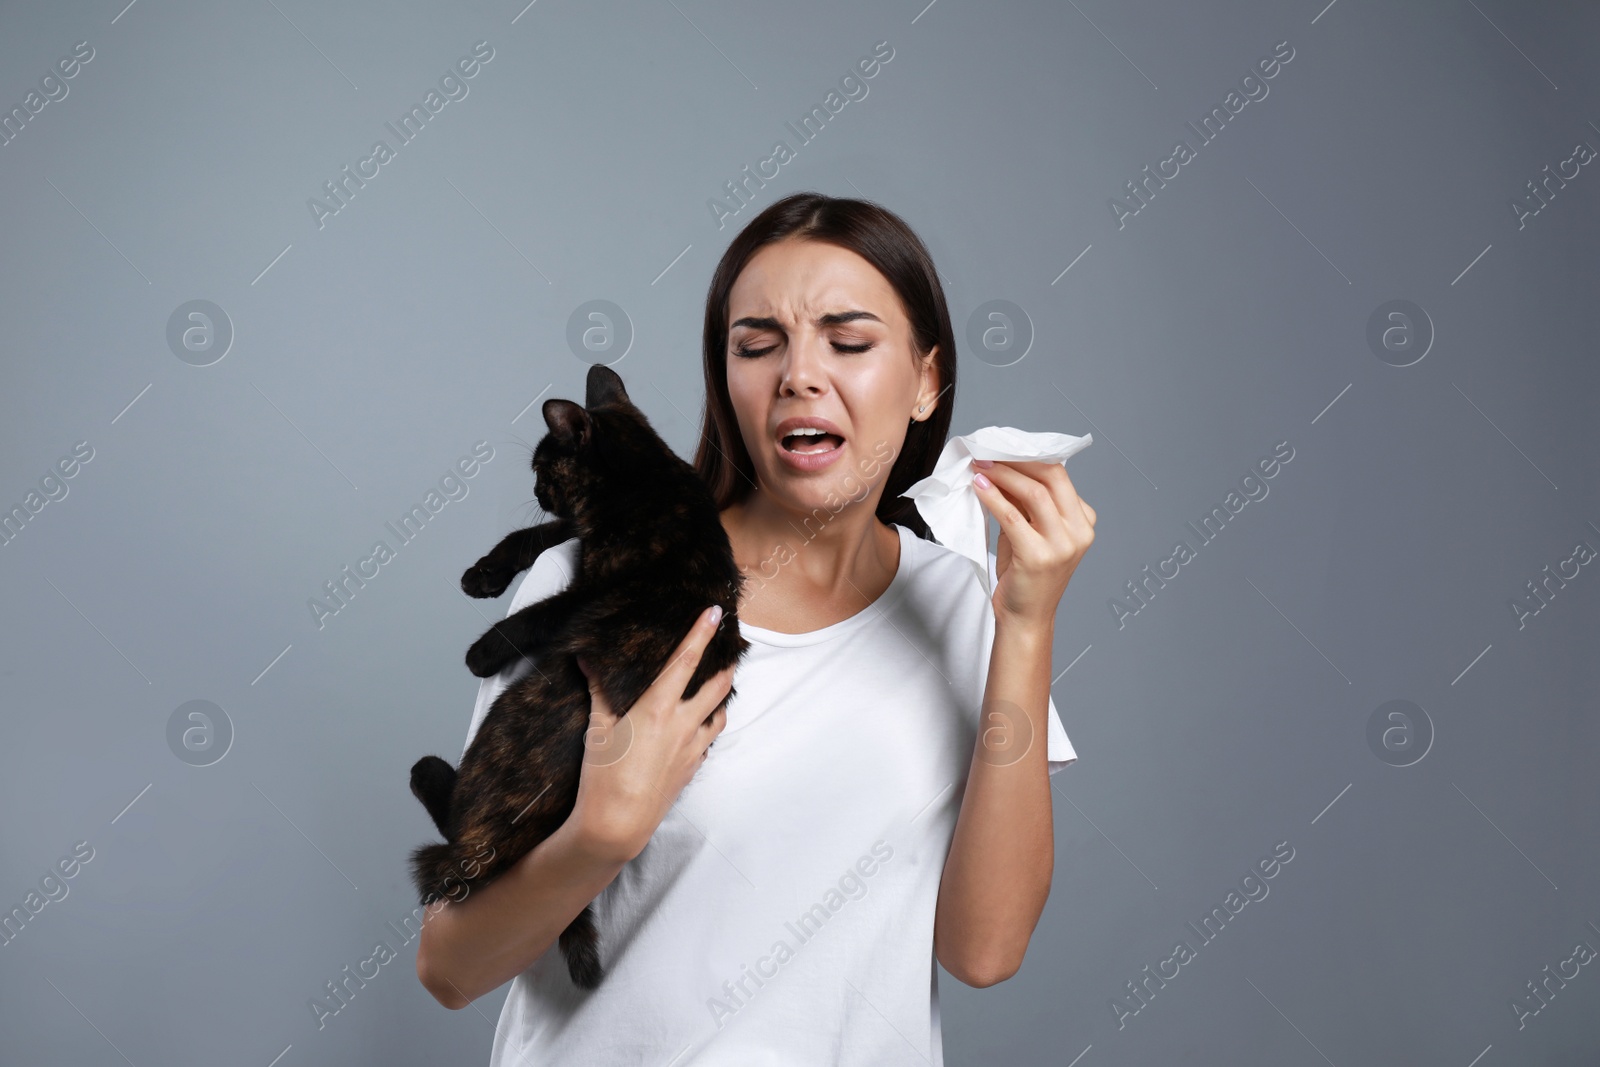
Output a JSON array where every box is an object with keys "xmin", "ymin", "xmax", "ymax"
[{"xmin": 721, "ymin": 497, "xmax": 901, "ymax": 634}]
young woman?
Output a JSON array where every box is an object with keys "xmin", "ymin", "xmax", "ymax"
[{"xmin": 416, "ymin": 193, "xmax": 1096, "ymax": 1064}]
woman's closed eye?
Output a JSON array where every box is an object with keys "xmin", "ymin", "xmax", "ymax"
[{"xmin": 732, "ymin": 341, "xmax": 875, "ymax": 359}]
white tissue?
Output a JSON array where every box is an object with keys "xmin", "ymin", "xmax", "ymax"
[{"xmin": 901, "ymin": 426, "xmax": 1094, "ymax": 596}]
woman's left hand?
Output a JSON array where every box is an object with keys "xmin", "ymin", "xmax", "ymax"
[{"xmin": 971, "ymin": 459, "xmax": 1096, "ymax": 628}]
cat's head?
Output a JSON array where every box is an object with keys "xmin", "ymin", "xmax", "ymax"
[{"xmin": 532, "ymin": 364, "xmax": 671, "ymax": 520}]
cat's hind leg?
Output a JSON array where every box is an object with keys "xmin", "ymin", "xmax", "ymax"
[{"xmin": 409, "ymin": 755, "xmax": 457, "ymax": 839}]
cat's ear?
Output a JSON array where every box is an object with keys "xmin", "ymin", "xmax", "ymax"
[
  {"xmin": 542, "ymin": 399, "xmax": 589, "ymax": 446},
  {"xmin": 585, "ymin": 363, "xmax": 629, "ymax": 409}
]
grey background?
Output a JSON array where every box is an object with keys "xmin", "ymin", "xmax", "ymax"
[{"xmin": 1, "ymin": 0, "xmax": 1596, "ymax": 1064}]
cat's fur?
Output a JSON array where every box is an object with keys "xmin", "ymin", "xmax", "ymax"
[{"xmin": 408, "ymin": 363, "xmax": 749, "ymax": 989}]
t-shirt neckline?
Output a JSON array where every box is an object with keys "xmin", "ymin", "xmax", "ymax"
[{"xmin": 736, "ymin": 523, "xmax": 915, "ymax": 647}]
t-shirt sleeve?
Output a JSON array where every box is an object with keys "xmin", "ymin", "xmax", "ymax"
[
  {"xmin": 985, "ymin": 549, "xmax": 1078, "ymax": 775},
  {"xmin": 461, "ymin": 538, "xmax": 580, "ymax": 757},
  {"xmin": 1045, "ymin": 693, "xmax": 1078, "ymax": 775}
]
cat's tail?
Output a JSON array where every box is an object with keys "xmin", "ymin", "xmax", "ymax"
[
  {"xmin": 409, "ymin": 756, "xmax": 457, "ymax": 839},
  {"xmin": 560, "ymin": 905, "xmax": 603, "ymax": 989}
]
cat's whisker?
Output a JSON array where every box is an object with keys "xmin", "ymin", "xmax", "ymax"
[{"xmin": 504, "ymin": 432, "xmax": 538, "ymax": 463}]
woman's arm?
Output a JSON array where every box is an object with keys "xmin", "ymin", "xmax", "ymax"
[
  {"xmin": 416, "ymin": 604, "xmax": 735, "ymax": 1009},
  {"xmin": 933, "ymin": 614, "xmax": 1055, "ymax": 987},
  {"xmin": 935, "ymin": 457, "xmax": 1096, "ymax": 987},
  {"xmin": 416, "ymin": 818, "xmax": 630, "ymax": 1009}
]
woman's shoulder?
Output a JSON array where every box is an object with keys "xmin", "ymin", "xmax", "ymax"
[{"xmin": 893, "ymin": 523, "xmax": 992, "ymax": 608}]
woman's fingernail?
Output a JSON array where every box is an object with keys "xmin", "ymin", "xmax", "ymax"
[
  {"xmin": 973, "ymin": 472, "xmax": 992, "ymax": 490},
  {"xmin": 973, "ymin": 459, "xmax": 994, "ymax": 468},
  {"xmin": 708, "ymin": 604, "xmax": 723, "ymax": 624}
]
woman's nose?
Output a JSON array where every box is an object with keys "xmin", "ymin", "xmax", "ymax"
[{"xmin": 779, "ymin": 334, "xmax": 829, "ymax": 396}]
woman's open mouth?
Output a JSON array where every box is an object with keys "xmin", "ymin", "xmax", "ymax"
[{"xmin": 776, "ymin": 428, "xmax": 845, "ymax": 471}]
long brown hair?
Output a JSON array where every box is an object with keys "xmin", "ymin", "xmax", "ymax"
[{"xmin": 692, "ymin": 192, "xmax": 957, "ymax": 542}]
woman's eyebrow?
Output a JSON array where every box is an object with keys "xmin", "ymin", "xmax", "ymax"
[{"xmin": 731, "ymin": 310, "xmax": 884, "ymax": 331}]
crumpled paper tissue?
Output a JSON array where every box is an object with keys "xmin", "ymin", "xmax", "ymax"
[{"xmin": 901, "ymin": 426, "xmax": 1093, "ymax": 596}]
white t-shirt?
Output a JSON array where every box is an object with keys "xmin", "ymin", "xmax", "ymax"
[{"xmin": 459, "ymin": 521, "xmax": 1077, "ymax": 1065}]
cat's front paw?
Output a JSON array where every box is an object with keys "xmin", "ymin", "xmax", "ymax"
[
  {"xmin": 461, "ymin": 558, "xmax": 516, "ymax": 599},
  {"xmin": 465, "ymin": 627, "xmax": 522, "ymax": 678}
]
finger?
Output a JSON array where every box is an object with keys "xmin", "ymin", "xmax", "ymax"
[
  {"xmin": 983, "ymin": 461, "xmax": 1071, "ymax": 540},
  {"xmin": 652, "ymin": 605, "xmax": 724, "ymax": 701},
  {"xmin": 698, "ymin": 706, "xmax": 728, "ymax": 760},
  {"xmin": 1036, "ymin": 461, "xmax": 1095, "ymax": 532},
  {"xmin": 698, "ymin": 704, "xmax": 728, "ymax": 737},
  {"xmin": 984, "ymin": 458, "xmax": 1055, "ymax": 477},
  {"xmin": 576, "ymin": 654, "xmax": 616, "ymax": 721},
  {"xmin": 973, "ymin": 462, "xmax": 1055, "ymax": 550},
  {"xmin": 987, "ymin": 460, "xmax": 1090, "ymax": 543}
]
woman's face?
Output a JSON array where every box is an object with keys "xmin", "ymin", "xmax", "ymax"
[{"xmin": 724, "ymin": 237, "xmax": 938, "ymax": 519}]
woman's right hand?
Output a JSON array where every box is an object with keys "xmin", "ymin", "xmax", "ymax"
[{"xmin": 567, "ymin": 605, "xmax": 733, "ymax": 863}]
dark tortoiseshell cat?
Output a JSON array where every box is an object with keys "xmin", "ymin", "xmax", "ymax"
[{"xmin": 408, "ymin": 363, "xmax": 749, "ymax": 989}]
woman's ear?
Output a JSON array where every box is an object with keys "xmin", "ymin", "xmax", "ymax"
[
  {"xmin": 915, "ymin": 346, "xmax": 940, "ymax": 417},
  {"xmin": 543, "ymin": 398, "xmax": 590, "ymax": 445}
]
